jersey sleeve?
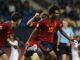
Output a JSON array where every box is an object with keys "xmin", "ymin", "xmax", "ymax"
[
  {"xmin": 32, "ymin": 22, "xmax": 38, "ymax": 27},
  {"xmin": 2, "ymin": 22, "xmax": 13, "ymax": 38},
  {"xmin": 32, "ymin": 18, "xmax": 46, "ymax": 28}
]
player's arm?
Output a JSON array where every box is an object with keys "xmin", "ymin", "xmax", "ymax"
[
  {"xmin": 59, "ymin": 29, "xmax": 73, "ymax": 41},
  {"xmin": 56, "ymin": 31, "xmax": 60, "ymax": 51},
  {"xmin": 78, "ymin": 43, "xmax": 80, "ymax": 46},
  {"xmin": 7, "ymin": 38, "xmax": 18, "ymax": 49},
  {"xmin": 57, "ymin": 20, "xmax": 73, "ymax": 41},
  {"xmin": 0, "ymin": 25, "xmax": 3, "ymax": 30},
  {"xmin": 26, "ymin": 13, "xmax": 39, "ymax": 27},
  {"xmin": 57, "ymin": 36, "xmax": 60, "ymax": 46}
]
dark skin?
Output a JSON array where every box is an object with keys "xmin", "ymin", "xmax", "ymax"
[
  {"xmin": 50, "ymin": 10, "xmax": 73, "ymax": 41},
  {"xmin": 26, "ymin": 11, "xmax": 74, "ymax": 60}
]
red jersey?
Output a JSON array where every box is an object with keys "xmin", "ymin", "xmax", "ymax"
[
  {"xmin": 32, "ymin": 18, "xmax": 62, "ymax": 43},
  {"xmin": 0, "ymin": 21, "xmax": 13, "ymax": 48},
  {"xmin": 26, "ymin": 28, "xmax": 39, "ymax": 46}
]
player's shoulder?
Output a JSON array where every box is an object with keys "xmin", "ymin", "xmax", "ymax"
[
  {"xmin": 2, "ymin": 21, "xmax": 12, "ymax": 27},
  {"xmin": 4, "ymin": 21, "xmax": 11, "ymax": 24},
  {"xmin": 39, "ymin": 18, "xmax": 49, "ymax": 23}
]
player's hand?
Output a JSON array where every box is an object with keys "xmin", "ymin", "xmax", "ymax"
[
  {"xmin": 25, "ymin": 42, "xmax": 29, "ymax": 49},
  {"xmin": 57, "ymin": 47, "xmax": 59, "ymax": 51},
  {"xmin": 56, "ymin": 45, "xmax": 59, "ymax": 51},
  {"xmin": 0, "ymin": 25, "xmax": 2, "ymax": 30},
  {"xmin": 69, "ymin": 38, "xmax": 75, "ymax": 41},
  {"xmin": 25, "ymin": 42, "xmax": 29, "ymax": 45},
  {"xmin": 35, "ymin": 13, "xmax": 39, "ymax": 16}
]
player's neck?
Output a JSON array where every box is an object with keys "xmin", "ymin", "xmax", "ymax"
[{"xmin": 50, "ymin": 18, "xmax": 56, "ymax": 23}]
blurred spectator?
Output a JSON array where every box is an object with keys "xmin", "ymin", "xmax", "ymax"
[
  {"xmin": 8, "ymin": 0, "xmax": 20, "ymax": 5},
  {"xmin": 65, "ymin": 5, "xmax": 72, "ymax": 14},
  {"xmin": 21, "ymin": 1, "xmax": 36, "ymax": 26},
  {"xmin": 68, "ymin": 9, "xmax": 79, "ymax": 21},
  {"xmin": 8, "ymin": 4, "xmax": 16, "ymax": 13},
  {"xmin": 51, "ymin": 0, "xmax": 59, "ymax": 6},
  {"xmin": 58, "ymin": 6, "xmax": 66, "ymax": 22},
  {"xmin": 15, "ymin": 1, "xmax": 23, "ymax": 14},
  {"xmin": 0, "ymin": 1, "xmax": 11, "ymax": 21},
  {"xmin": 0, "ymin": 16, "xmax": 4, "ymax": 23},
  {"xmin": 75, "ymin": 30, "xmax": 80, "ymax": 36},
  {"xmin": 21, "ymin": 0, "xmax": 26, "ymax": 3},
  {"xmin": 76, "ymin": 20, "xmax": 80, "ymax": 27},
  {"xmin": 52, "ymin": 0, "xmax": 70, "ymax": 7}
]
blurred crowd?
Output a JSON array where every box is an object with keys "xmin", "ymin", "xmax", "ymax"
[
  {"xmin": 0, "ymin": 0, "xmax": 80, "ymax": 60},
  {"xmin": 0, "ymin": 0, "xmax": 80, "ymax": 26},
  {"xmin": 0, "ymin": 0, "xmax": 80, "ymax": 42},
  {"xmin": 0, "ymin": 0, "xmax": 36, "ymax": 25}
]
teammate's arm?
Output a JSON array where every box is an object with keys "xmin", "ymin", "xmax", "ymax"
[
  {"xmin": 57, "ymin": 20, "xmax": 73, "ymax": 41},
  {"xmin": 0, "ymin": 25, "xmax": 3, "ymax": 30},
  {"xmin": 57, "ymin": 36, "xmax": 60, "ymax": 46},
  {"xmin": 7, "ymin": 38, "xmax": 18, "ymax": 49},
  {"xmin": 59, "ymin": 29, "xmax": 73, "ymax": 41},
  {"xmin": 26, "ymin": 13, "xmax": 39, "ymax": 27}
]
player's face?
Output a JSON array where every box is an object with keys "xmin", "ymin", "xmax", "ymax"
[
  {"xmin": 54, "ymin": 10, "xmax": 60, "ymax": 17},
  {"xmin": 50, "ymin": 10, "xmax": 60, "ymax": 20}
]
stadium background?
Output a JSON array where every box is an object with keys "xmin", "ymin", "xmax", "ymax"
[{"xmin": 0, "ymin": 0, "xmax": 80, "ymax": 60}]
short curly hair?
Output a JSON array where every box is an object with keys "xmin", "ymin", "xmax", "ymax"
[
  {"xmin": 11, "ymin": 12, "xmax": 22, "ymax": 21},
  {"xmin": 48, "ymin": 5, "xmax": 59, "ymax": 15}
]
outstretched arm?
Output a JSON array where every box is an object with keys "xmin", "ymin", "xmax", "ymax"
[
  {"xmin": 78, "ymin": 43, "xmax": 80, "ymax": 46},
  {"xmin": 7, "ymin": 38, "xmax": 18, "ymax": 49},
  {"xmin": 26, "ymin": 13, "xmax": 39, "ymax": 26},
  {"xmin": 59, "ymin": 29, "xmax": 73, "ymax": 41},
  {"xmin": 0, "ymin": 25, "xmax": 2, "ymax": 30}
]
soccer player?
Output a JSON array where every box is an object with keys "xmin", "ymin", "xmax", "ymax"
[
  {"xmin": 7, "ymin": 34, "xmax": 19, "ymax": 60},
  {"xmin": 0, "ymin": 12, "xmax": 22, "ymax": 60},
  {"xmin": 22, "ymin": 12, "xmax": 49, "ymax": 60},
  {"xmin": 26, "ymin": 5, "xmax": 74, "ymax": 60}
]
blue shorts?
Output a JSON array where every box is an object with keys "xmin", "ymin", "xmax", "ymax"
[
  {"xmin": 0, "ymin": 48, "xmax": 5, "ymax": 56},
  {"xmin": 39, "ymin": 41, "xmax": 54, "ymax": 53}
]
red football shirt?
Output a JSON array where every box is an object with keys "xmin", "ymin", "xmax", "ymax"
[
  {"xmin": 26, "ymin": 28, "xmax": 39, "ymax": 46},
  {"xmin": 0, "ymin": 21, "xmax": 13, "ymax": 48},
  {"xmin": 32, "ymin": 18, "xmax": 62, "ymax": 43},
  {"xmin": 26, "ymin": 18, "xmax": 62, "ymax": 46}
]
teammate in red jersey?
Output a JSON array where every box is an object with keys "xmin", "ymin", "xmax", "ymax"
[
  {"xmin": 22, "ymin": 12, "xmax": 49, "ymax": 60},
  {"xmin": 0, "ymin": 12, "xmax": 22, "ymax": 60},
  {"xmin": 23, "ymin": 6, "xmax": 73, "ymax": 60}
]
